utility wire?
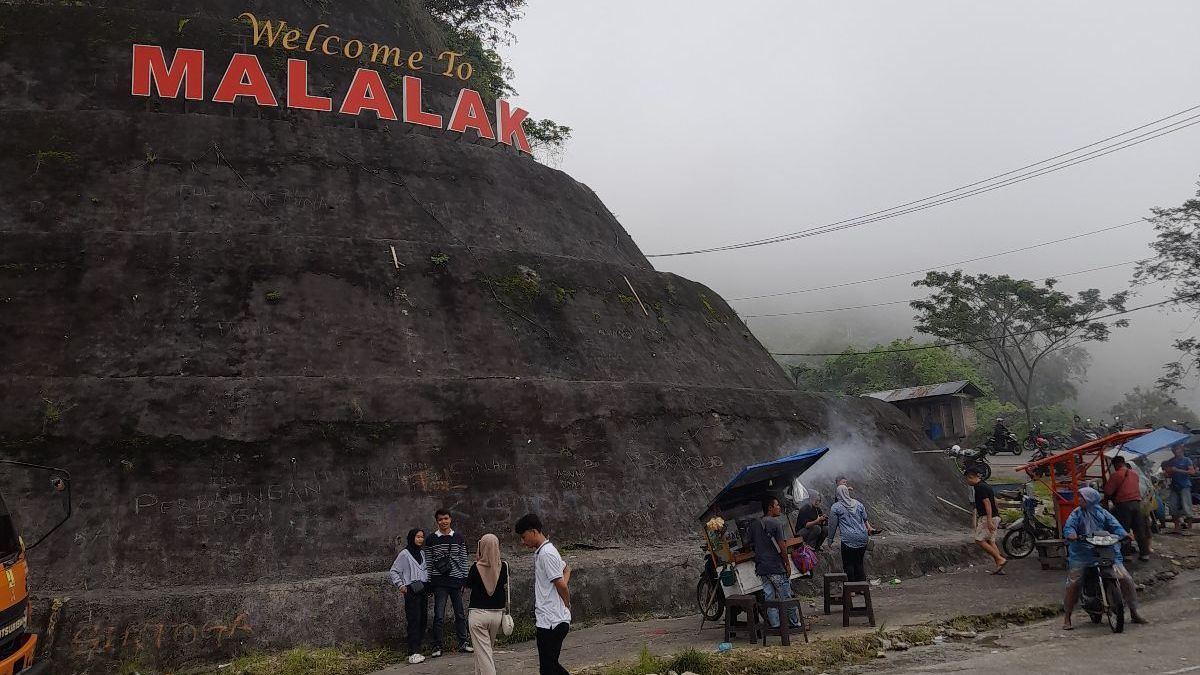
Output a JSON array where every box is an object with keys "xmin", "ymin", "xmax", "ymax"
[
  {"xmin": 732, "ymin": 220, "xmax": 1146, "ymax": 301},
  {"xmin": 648, "ymin": 105, "xmax": 1200, "ymax": 258},
  {"xmin": 742, "ymin": 259, "xmax": 1145, "ymax": 319},
  {"xmin": 769, "ymin": 293, "xmax": 1200, "ymax": 357}
]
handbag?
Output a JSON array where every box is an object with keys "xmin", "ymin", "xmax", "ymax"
[
  {"xmin": 500, "ymin": 561, "xmax": 515, "ymax": 636},
  {"xmin": 407, "ymin": 580, "xmax": 426, "ymax": 595}
]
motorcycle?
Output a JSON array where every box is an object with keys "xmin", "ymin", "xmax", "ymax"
[
  {"xmin": 945, "ymin": 445, "xmax": 992, "ymax": 481},
  {"xmin": 983, "ymin": 419, "xmax": 1022, "ymax": 456},
  {"xmin": 1077, "ymin": 532, "xmax": 1126, "ymax": 633},
  {"xmin": 1023, "ymin": 422, "xmax": 1052, "ymax": 455},
  {"xmin": 1002, "ymin": 494, "xmax": 1057, "ymax": 558}
]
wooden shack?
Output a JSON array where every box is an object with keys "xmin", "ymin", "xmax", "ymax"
[{"xmin": 864, "ymin": 380, "xmax": 984, "ymax": 448}]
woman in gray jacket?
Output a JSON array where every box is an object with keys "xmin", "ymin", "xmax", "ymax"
[{"xmin": 390, "ymin": 529, "xmax": 430, "ymax": 664}]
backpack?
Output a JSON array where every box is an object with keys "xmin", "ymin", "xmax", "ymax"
[{"xmin": 791, "ymin": 544, "xmax": 818, "ymax": 574}]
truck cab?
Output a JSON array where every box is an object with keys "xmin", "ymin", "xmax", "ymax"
[{"xmin": 0, "ymin": 495, "xmax": 40, "ymax": 675}]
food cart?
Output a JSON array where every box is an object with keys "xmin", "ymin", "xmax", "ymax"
[
  {"xmin": 1016, "ymin": 430, "xmax": 1150, "ymax": 533},
  {"xmin": 695, "ymin": 446, "xmax": 829, "ymax": 622}
]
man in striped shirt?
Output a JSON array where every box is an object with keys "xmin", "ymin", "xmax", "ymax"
[{"xmin": 426, "ymin": 508, "xmax": 472, "ymax": 657}]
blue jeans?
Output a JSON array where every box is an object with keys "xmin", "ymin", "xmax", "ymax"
[{"xmin": 759, "ymin": 574, "xmax": 800, "ymax": 628}]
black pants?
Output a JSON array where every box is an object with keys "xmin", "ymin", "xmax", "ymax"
[
  {"xmin": 801, "ymin": 525, "xmax": 828, "ymax": 550},
  {"xmin": 536, "ymin": 622, "xmax": 570, "ymax": 675},
  {"xmin": 1114, "ymin": 500, "xmax": 1150, "ymax": 557},
  {"xmin": 841, "ymin": 543, "xmax": 867, "ymax": 582},
  {"xmin": 403, "ymin": 589, "xmax": 428, "ymax": 654},
  {"xmin": 432, "ymin": 585, "xmax": 469, "ymax": 648}
]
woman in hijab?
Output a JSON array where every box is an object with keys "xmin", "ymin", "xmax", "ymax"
[
  {"xmin": 465, "ymin": 533, "xmax": 509, "ymax": 675},
  {"xmin": 1061, "ymin": 486, "xmax": 1147, "ymax": 629},
  {"xmin": 389, "ymin": 528, "xmax": 430, "ymax": 664},
  {"xmin": 828, "ymin": 483, "xmax": 872, "ymax": 582}
]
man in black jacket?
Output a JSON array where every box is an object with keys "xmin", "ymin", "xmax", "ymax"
[{"xmin": 426, "ymin": 508, "xmax": 471, "ymax": 657}]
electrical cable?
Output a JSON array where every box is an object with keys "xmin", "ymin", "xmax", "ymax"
[
  {"xmin": 647, "ymin": 105, "xmax": 1200, "ymax": 257},
  {"xmin": 732, "ymin": 221, "xmax": 1146, "ymax": 301},
  {"xmin": 768, "ymin": 292, "xmax": 1200, "ymax": 357},
  {"xmin": 741, "ymin": 259, "xmax": 1145, "ymax": 319}
]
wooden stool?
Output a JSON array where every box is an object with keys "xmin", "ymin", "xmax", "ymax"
[
  {"xmin": 723, "ymin": 593, "xmax": 763, "ymax": 644},
  {"xmin": 762, "ymin": 598, "xmax": 809, "ymax": 645},
  {"xmin": 823, "ymin": 572, "xmax": 848, "ymax": 615},
  {"xmin": 842, "ymin": 581, "xmax": 876, "ymax": 627}
]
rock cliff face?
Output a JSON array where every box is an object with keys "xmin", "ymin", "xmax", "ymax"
[{"xmin": 0, "ymin": 1, "xmax": 966, "ymax": 669}]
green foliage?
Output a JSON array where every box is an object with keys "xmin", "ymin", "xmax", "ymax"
[
  {"xmin": 430, "ymin": 252, "xmax": 450, "ymax": 267},
  {"xmin": 522, "ymin": 118, "xmax": 573, "ymax": 150},
  {"xmin": 973, "ymin": 398, "xmax": 1074, "ymax": 442},
  {"xmin": 425, "ymin": 0, "xmax": 527, "ymax": 46},
  {"xmin": 603, "ymin": 646, "xmax": 718, "ymax": 675},
  {"xmin": 30, "ymin": 149, "xmax": 77, "ymax": 174},
  {"xmin": 912, "ymin": 270, "xmax": 1128, "ymax": 425},
  {"xmin": 222, "ymin": 645, "xmax": 402, "ymax": 675},
  {"xmin": 791, "ymin": 339, "xmax": 986, "ymax": 395},
  {"xmin": 264, "ymin": 290, "xmax": 283, "ymax": 303},
  {"xmin": 1134, "ymin": 180, "xmax": 1200, "ymax": 392},
  {"xmin": 1109, "ymin": 386, "xmax": 1197, "ymax": 426},
  {"xmin": 552, "ymin": 286, "xmax": 576, "ymax": 305}
]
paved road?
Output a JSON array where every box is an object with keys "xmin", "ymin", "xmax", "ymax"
[{"xmin": 849, "ymin": 569, "xmax": 1200, "ymax": 674}]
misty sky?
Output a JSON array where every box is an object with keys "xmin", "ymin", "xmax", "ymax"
[{"xmin": 502, "ymin": 1, "xmax": 1200, "ymax": 414}]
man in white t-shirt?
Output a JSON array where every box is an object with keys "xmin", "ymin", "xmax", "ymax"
[{"xmin": 515, "ymin": 513, "xmax": 571, "ymax": 675}]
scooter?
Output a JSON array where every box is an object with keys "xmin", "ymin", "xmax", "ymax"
[
  {"xmin": 983, "ymin": 420, "xmax": 1022, "ymax": 456},
  {"xmin": 1002, "ymin": 494, "xmax": 1057, "ymax": 558},
  {"xmin": 945, "ymin": 445, "xmax": 992, "ymax": 481},
  {"xmin": 1077, "ymin": 532, "xmax": 1125, "ymax": 633}
]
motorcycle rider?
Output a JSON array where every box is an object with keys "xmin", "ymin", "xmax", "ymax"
[
  {"xmin": 1062, "ymin": 487, "xmax": 1148, "ymax": 630},
  {"xmin": 990, "ymin": 418, "xmax": 1015, "ymax": 453}
]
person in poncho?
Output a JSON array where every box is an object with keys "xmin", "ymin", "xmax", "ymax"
[{"xmin": 1061, "ymin": 487, "xmax": 1147, "ymax": 630}]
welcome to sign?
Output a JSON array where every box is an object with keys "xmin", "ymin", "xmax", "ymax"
[{"xmin": 131, "ymin": 13, "xmax": 533, "ymax": 153}]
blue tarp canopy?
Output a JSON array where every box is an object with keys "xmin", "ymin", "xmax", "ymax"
[
  {"xmin": 698, "ymin": 446, "xmax": 829, "ymax": 520},
  {"xmin": 1119, "ymin": 428, "xmax": 1190, "ymax": 456}
]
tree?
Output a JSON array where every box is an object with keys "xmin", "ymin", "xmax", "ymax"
[
  {"xmin": 1109, "ymin": 386, "xmax": 1197, "ymax": 427},
  {"xmin": 1133, "ymin": 181, "xmax": 1200, "ymax": 392},
  {"xmin": 790, "ymin": 339, "xmax": 987, "ymax": 395},
  {"xmin": 423, "ymin": 0, "xmax": 572, "ymax": 162},
  {"xmin": 977, "ymin": 345, "xmax": 1090, "ymax": 407},
  {"xmin": 425, "ymin": 0, "xmax": 527, "ymax": 46},
  {"xmin": 911, "ymin": 271, "xmax": 1128, "ymax": 428}
]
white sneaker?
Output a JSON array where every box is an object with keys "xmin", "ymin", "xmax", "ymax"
[
  {"xmin": 430, "ymin": 649, "xmax": 442, "ymax": 658},
  {"xmin": 407, "ymin": 653, "xmax": 426, "ymax": 664},
  {"xmin": 461, "ymin": 644, "xmax": 474, "ymax": 653}
]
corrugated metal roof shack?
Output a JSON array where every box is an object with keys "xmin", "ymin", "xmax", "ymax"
[{"xmin": 864, "ymin": 381, "xmax": 984, "ymax": 448}]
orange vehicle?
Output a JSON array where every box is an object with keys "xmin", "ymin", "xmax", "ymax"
[{"xmin": 0, "ymin": 460, "xmax": 72, "ymax": 675}]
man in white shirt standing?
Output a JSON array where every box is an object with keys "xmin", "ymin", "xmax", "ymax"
[{"xmin": 515, "ymin": 513, "xmax": 571, "ymax": 675}]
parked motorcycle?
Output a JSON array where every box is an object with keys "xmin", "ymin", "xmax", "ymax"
[
  {"xmin": 945, "ymin": 445, "xmax": 992, "ymax": 481},
  {"xmin": 1002, "ymin": 494, "xmax": 1057, "ymax": 558},
  {"xmin": 1077, "ymin": 532, "xmax": 1125, "ymax": 633},
  {"xmin": 1023, "ymin": 422, "xmax": 1052, "ymax": 454}
]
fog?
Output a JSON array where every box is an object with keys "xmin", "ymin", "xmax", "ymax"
[{"xmin": 502, "ymin": 1, "xmax": 1200, "ymax": 414}]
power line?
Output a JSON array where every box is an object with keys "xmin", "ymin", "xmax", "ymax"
[
  {"xmin": 769, "ymin": 293, "xmax": 1200, "ymax": 357},
  {"xmin": 731, "ymin": 220, "xmax": 1146, "ymax": 302},
  {"xmin": 648, "ymin": 105, "xmax": 1200, "ymax": 258},
  {"xmin": 742, "ymin": 259, "xmax": 1145, "ymax": 319}
]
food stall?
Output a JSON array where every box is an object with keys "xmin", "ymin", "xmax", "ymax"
[{"xmin": 695, "ymin": 446, "xmax": 829, "ymax": 621}]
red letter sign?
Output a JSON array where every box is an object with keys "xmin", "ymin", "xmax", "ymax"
[
  {"xmin": 402, "ymin": 76, "xmax": 442, "ymax": 129},
  {"xmin": 447, "ymin": 89, "xmax": 495, "ymax": 140},
  {"xmin": 213, "ymin": 54, "xmax": 278, "ymax": 106},
  {"xmin": 340, "ymin": 68, "xmax": 398, "ymax": 120},
  {"xmin": 496, "ymin": 100, "xmax": 532, "ymax": 154},
  {"xmin": 131, "ymin": 45, "xmax": 204, "ymax": 101},
  {"xmin": 286, "ymin": 59, "xmax": 332, "ymax": 112}
]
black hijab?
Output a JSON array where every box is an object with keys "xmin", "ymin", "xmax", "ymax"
[{"xmin": 406, "ymin": 528, "xmax": 425, "ymax": 564}]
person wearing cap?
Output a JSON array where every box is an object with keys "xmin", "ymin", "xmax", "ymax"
[{"xmin": 964, "ymin": 468, "xmax": 1007, "ymax": 574}]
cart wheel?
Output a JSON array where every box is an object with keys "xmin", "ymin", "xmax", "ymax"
[
  {"xmin": 1002, "ymin": 529, "xmax": 1035, "ymax": 559},
  {"xmin": 697, "ymin": 576, "xmax": 724, "ymax": 622}
]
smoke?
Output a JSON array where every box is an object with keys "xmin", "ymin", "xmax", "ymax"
[{"xmin": 771, "ymin": 399, "xmax": 972, "ymax": 535}]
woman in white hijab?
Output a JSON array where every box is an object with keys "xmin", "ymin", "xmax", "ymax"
[
  {"xmin": 465, "ymin": 533, "xmax": 509, "ymax": 675},
  {"xmin": 828, "ymin": 483, "xmax": 872, "ymax": 581}
]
